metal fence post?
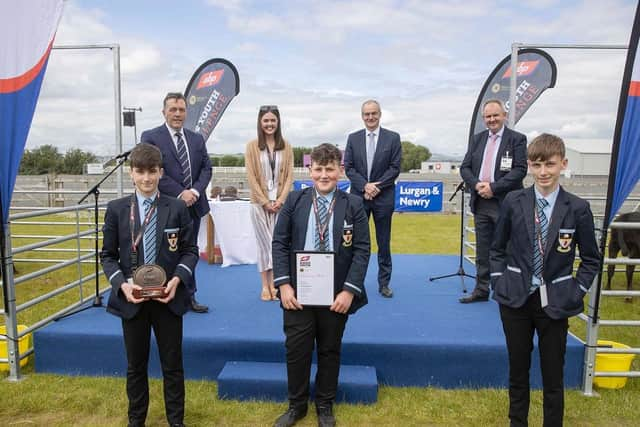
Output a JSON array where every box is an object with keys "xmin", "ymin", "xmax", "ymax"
[
  {"xmin": 1, "ymin": 221, "xmax": 22, "ymax": 381},
  {"xmin": 582, "ymin": 277, "xmax": 600, "ymax": 396}
]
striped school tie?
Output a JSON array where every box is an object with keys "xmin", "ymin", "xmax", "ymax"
[
  {"xmin": 315, "ymin": 196, "xmax": 329, "ymax": 251},
  {"xmin": 143, "ymin": 198, "xmax": 157, "ymax": 264},
  {"xmin": 532, "ymin": 197, "xmax": 549, "ymax": 281},
  {"xmin": 175, "ymin": 132, "xmax": 192, "ymax": 188}
]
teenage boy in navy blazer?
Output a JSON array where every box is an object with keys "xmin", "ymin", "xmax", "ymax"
[
  {"xmin": 490, "ymin": 134, "xmax": 600, "ymax": 427},
  {"xmin": 101, "ymin": 143, "xmax": 198, "ymax": 427},
  {"xmin": 142, "ymin": 92, "xmax": 212, "ymax": 313},
  {"xmin": 272, "ymin": 143, "xmax": 370, "ymax": 427}
]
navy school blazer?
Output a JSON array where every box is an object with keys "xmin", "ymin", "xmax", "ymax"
[
  {"xmin": 489, "ymin": 186, "xmax": 600, "ymax": 319},
  {"xmin": 100, "ymin": 194, "xmax": 199, "ymax": 319},
  {"xmin": 272, "ymin": 187, "xmax": 370, "ymax": 314}
]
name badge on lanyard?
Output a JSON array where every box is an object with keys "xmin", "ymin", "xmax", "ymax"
[{"xmin": 500, "ymin": 150, "xmax": 513, "ymax": 171}]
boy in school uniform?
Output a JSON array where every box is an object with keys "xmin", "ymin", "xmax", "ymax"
[
  {"xmin": 100, "ymin": 143, "xmax": 198, "ymax": 427},
  {"xmin": 272, "ymin": 143, "xmax": 370, "ymax": 427},
  {"xmin": 490, "ymin": 134, "xmax": 600, "ymax": 427}
]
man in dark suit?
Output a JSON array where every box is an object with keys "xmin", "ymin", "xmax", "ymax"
[
  {"xmin": 272, "ymin": 143, "xmax": 370, "ymax": 427},
  {"xmin": 344, "ymin": 99, "xmax": 401, "ymax": 298},
  {"xmin": 459, "ymin": 99, "xmax": 527, "ymax": 303},
  {"xmin": 100, "ymin": 143, "xmax": 198, "ymax": 427},
  {"xmin": 490, "ymin": 134, "xmax": 600, "ymax": 426},
  {"xmin": 142, "ymin": 92, "xmax": 212, "ymax": 313}
]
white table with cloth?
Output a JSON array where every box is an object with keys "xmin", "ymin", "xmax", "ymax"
[{"xmin": 197, "ymin": 199, "xmax": 258, "ymax": 267}]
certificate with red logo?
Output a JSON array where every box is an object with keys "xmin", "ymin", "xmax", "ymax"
[{"xmin": 295, "ymin": 251, "xmax": 334, "ymax": 306}]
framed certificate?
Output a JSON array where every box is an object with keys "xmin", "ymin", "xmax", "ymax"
[{"xmin": 295, "ymin": 251, "xmax": 334, "ymax": 306}]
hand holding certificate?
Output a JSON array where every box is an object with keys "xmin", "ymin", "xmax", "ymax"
[{"xmin": 295, "ymin": 251, "xmax": 334, "ymax": 306}]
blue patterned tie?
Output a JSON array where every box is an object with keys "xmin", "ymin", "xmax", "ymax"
[
  {"xmin": 532, "ymin": 197, "xmax": 549, "ymax": 281},
  {"xmin": 143, "ymin": 198, "xmax": 157, "ymax": 264},
  {"xmin": 315, "ymin": 196, "xmax": 328, "ymax": 251},
  {"xmin": 175, "ymin": 132, "xmax": 192, "ymax": 188}
]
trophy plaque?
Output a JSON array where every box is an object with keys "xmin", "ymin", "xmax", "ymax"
[{"xmin": 132, "ymin": 264, "xmax": 167, "ymax": 298}]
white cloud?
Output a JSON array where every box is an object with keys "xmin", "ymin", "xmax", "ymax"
[{"xmin": 22, "ymin": 0, "xmax": 638, "ymax": 162}]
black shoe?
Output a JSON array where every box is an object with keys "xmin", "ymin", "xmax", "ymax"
[
  {"xmin": 274, "ymin": 406, "xmax": 308, "ymax": 427},
  {"xmin": 316, "ymin": 405, "xmax": 336, "ymax": 427},
  {"xmin": 459, "ymin": 293, "xmax": 489, "ymax": 303},
  {"xmin": 379, "ymin": 285, "xmax": 393, "ymax": 298},
  {"xmin": 191, "ymin": 297, "xmax": 209, "ymax": 313}
]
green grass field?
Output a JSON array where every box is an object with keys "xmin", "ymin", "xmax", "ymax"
[{"xmin": 1, "ymin": 212, "xmax": 638, "ymax": 426}]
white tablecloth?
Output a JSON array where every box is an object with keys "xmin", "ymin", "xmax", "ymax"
[{"xmin": 198, "ymin": 200, "xmax": 258, "ymax": 267}]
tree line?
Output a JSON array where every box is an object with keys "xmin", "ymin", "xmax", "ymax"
[{"xmin": 18, "ymin": 141, "xmax": 431, "ymax": 174}]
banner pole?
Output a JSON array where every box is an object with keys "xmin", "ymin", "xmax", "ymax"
[{"xmin": 508, "ymin": 43, "xmax": 520, "ymax": 128}]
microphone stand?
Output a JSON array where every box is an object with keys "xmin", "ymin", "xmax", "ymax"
[
  {"xmin": 429, "ymin": 181, "xmax": 473, "ymax": 293},
  {"xmin": 56, "ymin": 150, "xmax": 130, "ymax": 320}
]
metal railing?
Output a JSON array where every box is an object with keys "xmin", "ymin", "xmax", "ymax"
[{"xmin": 1, "ymin": 203, "xmax": 109, "ymax": 380}]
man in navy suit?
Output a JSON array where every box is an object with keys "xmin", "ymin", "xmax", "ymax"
[
  {"xmin": 344, "ymin": 99, "xmax": 401, "ymax": 298},
  {"xmin": 490, "ymin": 134, "xmax": 600, "ymax": 426},
  {"xmin": 459, "ymin": 99, "xmax": 527, "ymax": 303},
  {"xmin": 272, "ymin": 143, "xmax": 370, "ymax": 427},
  {"xmin": 142, "ymin": 92, "xmax": 212, "ymax": 313},
  {"xmin": 101, "ymin": 143, "xmax": 198, "ymax": 427}
]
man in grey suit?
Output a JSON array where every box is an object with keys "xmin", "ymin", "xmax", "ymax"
[
  {"xmin": 459, "ymin": 99, "xmax": 527, "ymax": 303},
  {"xmin": 344, "ymin": 100, "xmax": 402, "ymax": 298}
]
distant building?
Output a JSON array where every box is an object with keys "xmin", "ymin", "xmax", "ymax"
[
  {"xmin": 564, "ymin": 140, "xmax": 611, "ymax": 176},
  {"xmin": 420, "ymin": 153, "xmax": 462, "ymax": 174}
]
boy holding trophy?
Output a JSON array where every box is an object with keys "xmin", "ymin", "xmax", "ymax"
[{"xmin": 100, "ymin": 143, "xmax": 198, "ymax": 427}]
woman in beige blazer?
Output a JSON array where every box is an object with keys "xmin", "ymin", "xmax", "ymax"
[{"xmin": 245, "ymin": 105, "xmax": 294, "ymax": 300}]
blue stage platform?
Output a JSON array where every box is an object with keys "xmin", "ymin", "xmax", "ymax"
[{"xmin": 34, "ymin": 255, "xmax": 585, "ymax": 389}]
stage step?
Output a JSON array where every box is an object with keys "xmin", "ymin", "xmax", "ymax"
[{"xmin": 217, "ymin": 361, "xmax": 378, "ymax": 404}]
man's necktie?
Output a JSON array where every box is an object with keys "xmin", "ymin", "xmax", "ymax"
[
  {"xmin": 480, "ymin": 133, "xmax": 498, "ymax": 182},
  {"xmin": 367, "ymin": 132, "xmax": 376, "ymax": 180},
  {"xmin": 532, "ymin": 197, "xmax": 549, "ymax": 281},
  {"xmin": 143, "ymin": 198, "xmax": 157, "ymax": 264},
  {"xmin": 176, "ymin": 132, "xmax": 192, "ymax": 188},
  {"xmin": 315, "ymin": 196, "xmax": 329, "ymax": 251}
]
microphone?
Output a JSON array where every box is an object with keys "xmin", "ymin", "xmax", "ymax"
[{"xmin": 115, "ymin": 149, "xmax": 132, "ymax": 160}]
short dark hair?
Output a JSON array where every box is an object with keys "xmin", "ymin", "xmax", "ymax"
[
  {"xmin": 163, "ymin": 92, "xmax": 186, "ymax": 108},
  {"xmin": 528, "ymin": 133, "xmax": 566, "ymax": 161},
  {"xmin": 130, "ymin": 143, "xmax": 163, "ymax": 170},
  {"xmin": 310, "ymin": 143, "xmax": 342, "ymax": 166}
]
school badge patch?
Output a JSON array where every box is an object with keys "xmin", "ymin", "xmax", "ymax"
[
  {"xmin": 167, "ymin": 231, "xmax": 179, "ymax": 252},
  {"xmin": 557, "ymin": 229, "xmax": 574, "ymax": 253}
]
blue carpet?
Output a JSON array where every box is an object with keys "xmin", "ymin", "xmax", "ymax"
[{"xmin": 34, "ymin": 255, "xmax": 585, "ymax": 388}]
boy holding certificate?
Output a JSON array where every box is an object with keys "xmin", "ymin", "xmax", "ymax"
[
  {"xmin": 100, "ymin": 143, "xmax": 198, "ymax": 427},
  {"xmin": 272, "ymin": 143, "xmax": 370, "ymax": 427},
  {"xmin": 490, "ymin": 134, "xmax": 600, "ymax": 426}
]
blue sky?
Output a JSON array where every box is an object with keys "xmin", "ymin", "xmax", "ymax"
[{"xmin": 27, "ymin": 0, "xmax": 636, "ymax": 157}]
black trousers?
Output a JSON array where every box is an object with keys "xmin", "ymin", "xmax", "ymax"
[
  {"xmin": 283, "ymin": 307, "xmax": 348, "ymax": 409},
  {"xmin": 473, "ymin": 197, "xmax": 500, "ymax": 296},
  {"xmin": 122, "ymin": 301, "xmax": 185, "ymax": 426},
  {"xmin": 499, "ymin": 290, "xmax": 568, "ymax": 427},
  {"xmin": 363, "ymin": 201, "xmax": 393, "ymax": 288}
]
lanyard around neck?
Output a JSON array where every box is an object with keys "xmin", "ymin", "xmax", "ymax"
[
  {"xmin": 129, "ymin": 193, "xmax": 158, "ymax": 267},
  {"xmin": 312, "ymin": 192, "xmax": 336, "ymax": 247}
]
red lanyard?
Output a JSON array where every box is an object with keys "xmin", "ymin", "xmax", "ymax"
[
  {"xmin": 130, "ymin": 193, "xmax": 158, "ymax": 255},
  {"xmin": 312, "ymin": 192, "xmax": 336, "ymax": 246}
]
